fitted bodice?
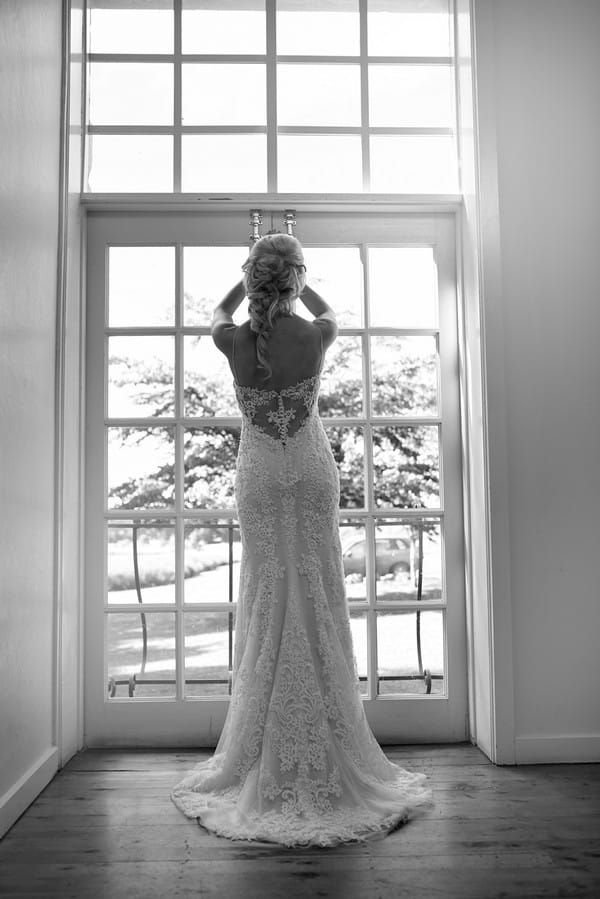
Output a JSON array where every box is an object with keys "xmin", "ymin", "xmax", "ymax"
[{"xmin": 234, "ymin": 374, "xmax": 321, "ymax": 444}]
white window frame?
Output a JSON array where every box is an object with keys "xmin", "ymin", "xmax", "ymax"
[
  {"xmin": 83, "ymin": 209, "xmax": 468, "ymax": 746},
  {"xmin": 84, "ymin": 0, "xmax": 459, "ymax": 198}
]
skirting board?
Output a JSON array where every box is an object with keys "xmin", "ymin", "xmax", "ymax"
[
  {"xmin": 0, "ymin": 746, "xmax": 59, "ymax": 838},
  {"xmin": 515, "ymin": 734, "xmax": 600, "ymax": 764}
]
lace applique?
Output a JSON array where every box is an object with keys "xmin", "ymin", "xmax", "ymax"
[
  {"xmin": 234, "ymin": 374, "xmax": 320, "ymax": 444},
  {"xmin": 171, "ymin": 369, "xmax": 434, "ymax": 846}
]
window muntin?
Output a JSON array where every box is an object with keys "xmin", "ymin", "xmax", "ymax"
[{"xmin": 85, "ymin": 0, "xmax": 457, "ymax": 194}]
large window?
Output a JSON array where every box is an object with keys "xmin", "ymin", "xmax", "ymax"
[
  {"xmin": 85, "ymin": 212, "xmax": 467, "ymax": 744},
  {"xmin": 86, "ymin": 0, "xmax": 458, "ymax": 194},
  {"xmin": 83, "ymin": 2, "xmax": 467, "ymax": 746}
]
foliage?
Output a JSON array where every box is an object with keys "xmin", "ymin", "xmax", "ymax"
[{"xmin": 108, "ymin": 299, "xmax": 439, "ymax": 514}]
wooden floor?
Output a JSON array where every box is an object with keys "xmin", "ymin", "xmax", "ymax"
[{"xmin": 0, "ymin": 744, "xmax": 599, "ymax": 898}]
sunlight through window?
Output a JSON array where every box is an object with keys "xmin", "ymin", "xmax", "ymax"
[{"xmin": 86, "ymin": 0, "xmax": 458, "ymax": 194}]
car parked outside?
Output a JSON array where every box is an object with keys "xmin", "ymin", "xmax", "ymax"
[{"xmin": 342, "ymin": 536, "xmax": 416, "ymax": 580}]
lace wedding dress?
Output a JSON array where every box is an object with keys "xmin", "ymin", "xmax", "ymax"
[{"xmin": 171, "ymin": 373, "xmax": 433, "ymax": 847}]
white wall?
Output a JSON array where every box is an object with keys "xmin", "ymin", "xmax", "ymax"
[
  {"xmin": 0, "ymin": 4, "xmax": 596, "ymax": 825},
  {"xmin": 0, "ymin": 0, "xmax": 63, "ymax": 833},
  {"xmin": 474, "ymin": 0, "xmax": 600, "ymax": 762},
  {"xmin": 57, "ymin": 0, "xmax": 85, "ymax": 768}
]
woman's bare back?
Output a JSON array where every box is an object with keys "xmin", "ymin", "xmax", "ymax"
[{"xmin": 230, "ymin": 315, "xmax": 325, "ymax": 390}]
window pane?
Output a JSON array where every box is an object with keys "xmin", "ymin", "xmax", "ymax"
[
  {"xmin": 108, "ymin": 247, "xmax": 175, "ymax": 327},
  {"xmin": 371, "ymin": 425, "xmax": 440, "ymax": 509},
  {"xmin": 108, "ymin": 427, "xmax": 175, "ymax": 511},
  {"xmin": 184, "ymin": 336, "xmax": 239, "ymax": 418},
  {"xmin": 370, "ymin": 134, "xmax": 458, "ymax": 193},
  {"xmin": 184, "ymin": 246, "xmax": 248, "ymax": 326},
  {"xmin": 368, "ymin": 247, "xmax": 437, "ymax": 329},
  {"xmin": 278, "ymin": 136, "xmax": 362, "ymax": 193},
  {"xmin": 369, "ymin": 64, "xmax": 454, "ymax": 128},
  {"xmin": 376, "ymin": 610, "xmax": 444, "ymax": 696},
  {"xmin": 340, "ymin": 522, "xmax": 368, "ymax": 588},
  {"xmin": 277, "ymin": 0, "xmax": 359, "ymax": 56},
  {"xmin": 182, "ymin": 135, "xmax": 267, "ymax": 192},
  {"xmin": 374, "ymin": 520, "xmax": 443, "ymax": 602},
  {"xmin": 349, "ymin": 608, "xmax": 368, "ymax": 696},
  {"xmin": 319, "ymin": 336, "xmax": 363, "ymax": 418},
  {"xmin": 107, "ymin": 521, "xmax": 176, "ymax": 605},
  {"xmin": 184, "ymin": 521, "xmax": 241, "ymax": 604},
  {"xmin": 107, "ymin": 612, "xmax": 176, "ymax": 699},
  {"xmin": 182, "ymin": 1, "xmax": 265, "ymax": 54},
  {"xmin": 368, "ymin": 0, "xmax": 451, "ymax": 57},
  {"xmin": 182, "ymin": 64, "xmax": 266, "ymax": 125},
  {"xmin": 88, "ymin": 3, "xmax": 173, "ymax": 54},
  {"xmin": 370, "ymin": 336, "xmax": 438, "ymax": 417},
  {"xmin": 278, "ymin": 65, "xmax": 361, "ymax": 127},
  {"xmin": 108, "ymin": 336, "xmax": 175, "ymax": 418},
  {"xmin": 87, "ymin": 135, "xmax": 173, "ymax": 192},
  {"xmin": 89, "ymin": 63, "xmax": 173, "ymax": 126},
  {"xmin": 184, "ymin": 427, "xmax": 240, "ymax": 509},
  {"xmin": 185, "ymin": 611, "xmax": 237, "ymax": 697},
  {"xmin": 301, "ymin": 247, "xmax": 363, "ymax": 327},
  {"xmin": 325, "ymin": 426, "xmax": 364, "ymax": 508}
]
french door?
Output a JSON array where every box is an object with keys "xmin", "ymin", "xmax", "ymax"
[{"xmin": 85, "ymin": 210, "xmax": 467, "ymax": 746}]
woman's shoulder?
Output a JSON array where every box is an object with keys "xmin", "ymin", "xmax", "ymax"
[
  {"xmin": 212, "ymin": 319, "xmax": 253, "ymax": 353},
  {"xmin": 275, "ymin": 313, "xmax": 325, "ymax": 339},
  {"xmin": 298, "ymin": 311, "xmax": 338, "ymax": 349},
  {"xmin": 211, "ymin": 317, "xmax": 237, "ymax": 355}
]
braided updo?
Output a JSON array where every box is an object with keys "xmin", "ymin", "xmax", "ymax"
[{"xmin": 242, "ymin": 233, "xmax": 307, "ymax": 379}]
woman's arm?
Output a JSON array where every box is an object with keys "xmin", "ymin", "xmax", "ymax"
[
  {"xmin": 212, "ymin": 279, "xmax": 246, "ymax": 324},
  {"xmin": 211, "ymin": 279, "xmax": 246, "ymax": 354},
  {"xmin": 300, "ymin": 284, "xmax": 338, "ymax": 349}
]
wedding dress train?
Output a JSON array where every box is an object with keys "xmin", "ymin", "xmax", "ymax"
[{"xmin": 171, "ymin": 374, "xmax": 433, "ymax": 847}]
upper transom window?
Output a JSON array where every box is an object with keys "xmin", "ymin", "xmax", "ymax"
[{"xmin": 86, "ymin": 0, "xmax": 457, "ymax": 194}]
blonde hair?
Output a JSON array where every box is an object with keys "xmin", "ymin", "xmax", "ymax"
[{"xmin": 242, "ymin": 234, "xmax": 307, "ymax": 379}]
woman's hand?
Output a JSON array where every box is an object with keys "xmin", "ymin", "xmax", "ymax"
[{"xmin": 299, "ymin": 283, "xmax": 335, "ymax": 318}]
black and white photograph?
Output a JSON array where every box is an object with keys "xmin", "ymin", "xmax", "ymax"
[{"xmin": 1, "ymin": 1, "xmax": 599, "ymax": 896}]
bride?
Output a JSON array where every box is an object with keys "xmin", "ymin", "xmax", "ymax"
[{"xmin": 171, "ymin": 234, "xmax": 433, "ymax": 847}]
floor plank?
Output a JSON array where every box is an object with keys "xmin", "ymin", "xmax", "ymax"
[{"xmin": 1, "ymin": 745, "xmax": 599, "ymax": 899}]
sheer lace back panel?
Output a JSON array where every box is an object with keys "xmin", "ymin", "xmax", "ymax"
[{"xmin": 234, "ymin": 375, "xmax": 320, "ymax": 444}]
